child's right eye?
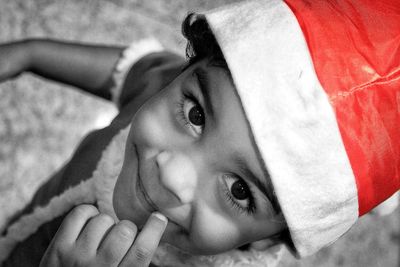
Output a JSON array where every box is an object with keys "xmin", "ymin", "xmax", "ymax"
[{"xmin": 177, "ymin": 93, "xmax": 205, "ymax": 136}]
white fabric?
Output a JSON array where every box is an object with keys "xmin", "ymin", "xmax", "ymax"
[
  {"xmin": 205, "ymin": 0, "xmax": 359, "ymax": 257},
  {"xmin": 111, "ymin": 38, "xmax": 164, "ymax": 107},
  {"xmin": 0, "ymin": 179, "xmax": 96, "ymax": 262}
]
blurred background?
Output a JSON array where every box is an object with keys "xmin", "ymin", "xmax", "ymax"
[{"xmin": 0, "ymin": 0, "xmax": 398, "ymax": 266}]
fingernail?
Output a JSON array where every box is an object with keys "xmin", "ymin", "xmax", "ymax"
[{"xmin": 152, "ymin": 212, "xmax": 168, "ymax": 224}]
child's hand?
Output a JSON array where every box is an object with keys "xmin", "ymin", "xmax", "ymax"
[
  {"xmin": 39, "ymin": 204, "xmax": 168, "ymax": 267},
  {"xmin": 0, "ymin": 41, "xmax": 31, "ymax": 82}
]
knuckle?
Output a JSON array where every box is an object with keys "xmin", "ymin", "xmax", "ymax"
[
  {"xmin": 45, "ymin": 242, "xmax": 70, "ymax": 263},
  {"xmin": 116, "ymin": 220, "xmax": 137, "ymax": 239},
  {"xmin": 133, "ymin": 247, "xmax": 152, "ymax": 264},
  {"xmin": 51, "ymin": 238, "xmax": 69, "ymax": 253},
  {"xmin": 95, "ymin": 213, "xmax": 115, "ymax": 225},
  {"xmin": 98, "ymin": 243, "xmax": 122, "ymax": 263},
  {"xmin": 74, "ymin": 240, "xmax": 92, "ymax": 258},
  {"xmin": 64, "ymin": 249, "xmax": 88, "ymax": 266}
]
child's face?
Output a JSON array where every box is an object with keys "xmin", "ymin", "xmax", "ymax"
[{"xmin": 113, "ymin": 59, "xmax": 285, "ymax": 255}]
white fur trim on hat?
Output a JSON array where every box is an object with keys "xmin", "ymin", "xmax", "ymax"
[{"xmin": 205, "ymin": 0, "xmax": 359, "ymax": 257}]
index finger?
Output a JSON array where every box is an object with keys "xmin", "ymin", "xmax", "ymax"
[{"xmin": 120, "ymin": 212, "xmax": 168, "ymax": 267}]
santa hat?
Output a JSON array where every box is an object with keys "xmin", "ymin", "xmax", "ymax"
[{"xmin": 203, "ymin": 0, "xmax": 400, "ymax": 257}]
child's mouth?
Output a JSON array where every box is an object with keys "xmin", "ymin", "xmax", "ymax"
[
  {"xmin": 136, "ymin": 171, "xmax": 159, "ymax": 213},
  {"xmin": 134, "ymin": 144, "xmax": 160, "ymax": 214},
  {"xmin": 132, "ymin": 145, "xmax": 183, "ymax": 234}
]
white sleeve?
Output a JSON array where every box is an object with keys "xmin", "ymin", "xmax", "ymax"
[{"xmin": 110, "ymin": 38, "xmax": 164, "ymax": 107}]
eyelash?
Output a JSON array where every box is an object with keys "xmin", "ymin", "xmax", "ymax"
[
  {"xmin": 177, "ymin": 92, "xmax": 205, "ymax": 136},
  {"xmin": 222, "ymin": 175, "xmax": 257, "ymax": 215}
]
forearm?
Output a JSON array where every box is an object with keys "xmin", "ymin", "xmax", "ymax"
[
  {"xmin": 0, "ymin": 40, "xmax": 32, "ymax": 81},
  {"xmin": 27, "ymin": 39, "xmax": 124, "ymax": 100}
]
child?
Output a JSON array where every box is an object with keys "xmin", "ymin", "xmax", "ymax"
[{"xmin": 1, "ymin": 0, "xmax": 399, "ymax": 266}]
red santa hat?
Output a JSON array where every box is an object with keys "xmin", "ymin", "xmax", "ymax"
[{"xmin": 203, "ymin": 0, "xmax": 400, "ymax": 257}]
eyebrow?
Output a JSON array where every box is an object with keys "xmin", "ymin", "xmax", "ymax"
[
  {"xmin": 233, "ymin": 154, "xmax": 281, "ymax": 215},
  {"xmin": 193, "ymin": 67, "xmax": 215, "ymax": 118}
]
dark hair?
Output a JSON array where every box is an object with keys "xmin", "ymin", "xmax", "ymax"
[{"xmin": 181, "ymin": 13, "xmax": 228, "ymax": 69}]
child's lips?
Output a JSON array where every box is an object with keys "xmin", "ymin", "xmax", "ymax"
[
  {"xmin": 137, "ymin": 171, "xmax": 160, "ymax": 213},
  {"xmin": 133, "ymin": 145, "xmax": 160, "ymax": 214}
]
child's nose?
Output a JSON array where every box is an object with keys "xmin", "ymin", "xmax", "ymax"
[{"xmin": 156, "ymin": 150, "xmax": 197, "ymax": 204}]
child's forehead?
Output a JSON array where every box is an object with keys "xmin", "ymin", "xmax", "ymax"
[
  {"xmin": 189, "ymin": 60, "xmax": 239, "ymax": 121},
  {"xmin": 191, "ymin": 58, "xmax": 235, "ymax": 97}
]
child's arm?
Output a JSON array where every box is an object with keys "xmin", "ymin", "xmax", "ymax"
[{"xmin": 0, "ymin": 39, "xmax": 124, "ymax": 100}]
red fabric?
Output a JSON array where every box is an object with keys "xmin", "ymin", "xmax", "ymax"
[{"xmin": 285, "ymin": 0, "xmax": 400, "ymax": 215}]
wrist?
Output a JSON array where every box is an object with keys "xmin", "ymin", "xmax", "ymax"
[
  {"xmin": 0, "ymin": 39, "xmax": 34, "ymax": 81},
  {"xmin": 19, "ymin": 39, "xmax": 35, "ymax": 72}
]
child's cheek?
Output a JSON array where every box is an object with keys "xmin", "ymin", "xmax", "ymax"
[
  {"xmin": 188, "ymin": 208, "xmax": 243, "ymax": 254},
  {"xmin": 131, "ymin": 93, "xmax": 171, "ymax": 147}
]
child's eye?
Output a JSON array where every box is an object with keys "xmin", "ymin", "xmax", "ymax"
[
  {"xmin": 178, "ymin": 93, "xmax": 205, "ymax": 136},
  {"xmin": 188, "ymin": 103, "xmax": 204, "ymax": 126},
  {"xmin": 222, "ymin": 174, "xmax": 256, "ymax": 215}
]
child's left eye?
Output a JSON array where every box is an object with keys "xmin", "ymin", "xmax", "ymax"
[
  {"xmin": 222, "ymin": 174, "xmax": 256, "ymax": 215},
  {"xmin": 178, "ymin": 93, "xmax": 205, "ymax": 136}
]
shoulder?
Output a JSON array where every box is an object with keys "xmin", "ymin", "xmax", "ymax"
[
  {"xmin": 109, "ymin": 50, "xmax": 186, "ymax": 123},
  {"xmin": 117, "ymin": 49, "xmax": 186, "ymax": 108}
]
